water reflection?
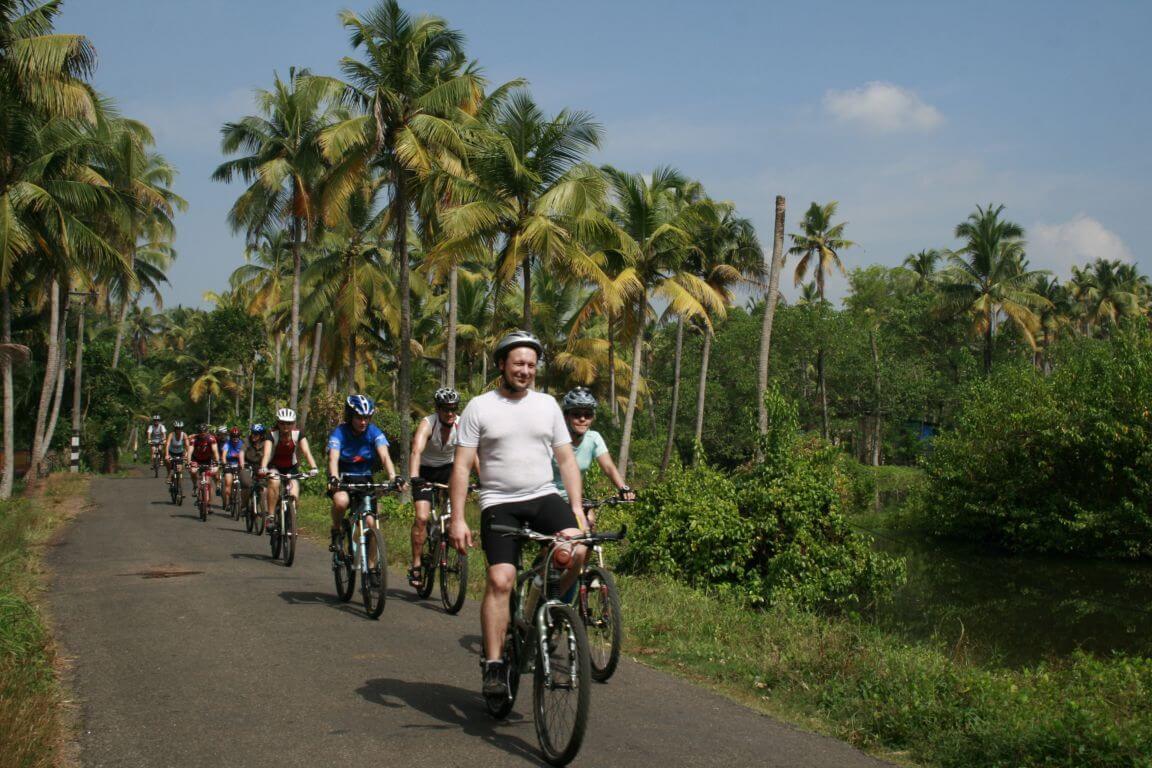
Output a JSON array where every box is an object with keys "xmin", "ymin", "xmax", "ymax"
[{"xmin": 870, "ymin": 532, "xmax": 1152, "ymax": 666}]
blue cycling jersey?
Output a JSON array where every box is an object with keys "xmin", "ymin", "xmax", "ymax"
[
  {"xmin": 327, "ymin": 423, "xmax": 388, "ymax": 476},
  {"xmin": 223, "ymin": 437, "xmax": 244, "ymax": 464}
]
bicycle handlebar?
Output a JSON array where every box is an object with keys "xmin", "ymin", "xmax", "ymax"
[
  {"xmin": 582, "ymin": 496, "xmax": 635, "ymax": 510},
  {"xmin": 410, "ymin": 477, "xmax": 480, "ymax": 492},
  {"xmin": 489, "ymin": 523, "xmax": 626, "ymax": 545},
  {"xmin": 335, "ymin": 479, "xmax": 403, "ymax": 494}
]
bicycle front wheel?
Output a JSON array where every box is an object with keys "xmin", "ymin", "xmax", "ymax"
[
  {"xmin": 485, "ymin": 621, "xmax": 522, "ymax": 720},
  {"xmin": 281, "ymin": 499, "xmax": 297, "ymax": 567},
  {"xmin": 198, "ymin": 484, "xmax": 208, "ymax": 522},
  {"xmin": 334, "ymin": 524, "xmax": 355, "ymax": 602},
  {"xmin": 361, "ymin": 526, "xmax": 386, "ymax": 619},
  {"xmin": 169, "ymin": 480, "xmax": 178, "ymax": 505},
  {"xmin": 439, "ymin": 544, "xmax": 468, "ymax": 615},
  {"xmin": 269, "ymin": 504, "xmax": 282, "ymax": 559},
  {"xmin": 416, "ymin": 531, "xmax": 435, "ymax": 599},
  {"xmin": 533, "ymin": 603, "xmax": 591, "ymax": 766},
  {"xmin": 582, "ymin": 566, "xmax": 623, "ymax": 682},
  {"xmin": 244, "ymin": 493, "xmax": 255, "ymax": 533}
]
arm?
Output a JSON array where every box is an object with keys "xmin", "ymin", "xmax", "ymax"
[
  {"xmin": 408, "ymin": 419, "xmax": 430, "ymax": 476},
  {"xmin": 377, "ymin": 445, "xmax": 398, "ymax": 480},
  {"xmin": 211, "ymin": 440, "xmax": 221, "ymax": 465},
  {"xmin": 298, "ymin": 437, "xmax": 318, "ymax": 471},
  {"xmin": 553, "ymin": 444, "xmax": 589, "ymax": 531},
  {"xmin": 237, "ymin": 443, "xmax": 245, "ymax": 470},
  {"xmin": 327, "ymin": 444, "xmax": 340, "ymax": 480},
  {"xmin": 260, "ymin": 439, "xmax": 272, "ymax": 471},
  {"xmin": 448, "ymin": 444, "xmax": 477, "ymax": 553},
  {"xmin": 595, "ymin": 453, "xmax": 633, "ymax": 497}
]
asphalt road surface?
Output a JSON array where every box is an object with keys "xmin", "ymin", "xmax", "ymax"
[{"xmin": 47, "ymin": 474, "xmax": 890, "ymax": 768}]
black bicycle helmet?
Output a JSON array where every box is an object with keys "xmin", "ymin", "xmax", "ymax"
[
  {"xmin": 434, "ymin": 387, "xmax": 460, "ymax": 407},
  {"xmin": 561, "ymin": 386, "xmax": 598, "ymax": 412},
  {"xmin": 492, "ymin": 330, "xmax": 544, "ymax": 364}
]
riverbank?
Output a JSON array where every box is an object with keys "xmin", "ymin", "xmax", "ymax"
[{"xmin": 0, "ymin": 474, "xmax": 90, "ymax": 768}]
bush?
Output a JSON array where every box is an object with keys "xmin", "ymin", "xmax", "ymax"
[
  {"xmin": 622, "ymin": 387, "xmax": 904, "ymax": 613},
  {"xmin": 923, "ymin": 328, "xmax": 1152, "ymax": 557}
]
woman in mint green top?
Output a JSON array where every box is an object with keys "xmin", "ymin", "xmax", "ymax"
[{"xmin": 552, "ymin": 387, "xmax": 634, "ymax": 518}]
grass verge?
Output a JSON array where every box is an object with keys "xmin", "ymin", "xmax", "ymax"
[{"xmin": 0, "ymin": 473, "xmax": 90, "ymax": 768}]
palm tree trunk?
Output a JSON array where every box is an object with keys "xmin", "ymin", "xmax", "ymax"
[
  {"xmin": 289, "ymin": 217, "xmax": 302, "ymax": 410},
  {"xmin": 44, "ymin": 317, "xmax": 68, "ymax": 465},
  {"xmin": 693, "ymin": 327, "xmax": 713, "ymax": 456},
  {"xmin": 446, "ymin": 265, "xmax": 458, "ymax": 389},
  {"xmin": 31, "ymin": 280, "xmax": 63, "ymax": 474},
  {"xmin": 522, "ymin": 255, "xmax": 532, "ymax": 332},
  {"xmin": 1, "ymin": 288, "xmax": 15, "ymax": 498},
  {"xmin": 299, "ymin": 322, "xmax": 323, "ymax": 428},
  {"xmin": 348, "ymin": 333, "xmax": 358, "ymax": 391},
  {"xmin": 274, "ymin": 332, "xmax": 282, "ymax": 384},
  {"xmin": 869, "ymin": 326, "xmax": 881, "ymax": 466},
  {"xmin": 618, "ymin": 294, "xmax": 646, "ymax": 483},
  {"xmin": 248, "ymin": 366, "xmax": 256, "ymax": 423},
  {"xmin": 984, "ymin": 307, "xmax": 993, "ymax": 373},
  {"xmin": 71, "ymin": 302, "xmax": 85, "ymax": 442},
  {"xmin": 817, "ymin": 347, "xmax": 829, "ymax": 440},
  {"xmin": 757, "ymin": 195, "xmax": 786, "ymax": 436},
  {"xmin": 659, "ymin": 317, "xmax": 685, "ymax": 476},
  {"xmin": 395, "ymin": 177, "xmax": 413, "ymax": 476},
  {"xmin": 111, "ymin": 296, "xmax": 130, "ymax": 370},
  {"xmin": 607, "ymin": 309, "xmax": 618, "ymax": 426}
]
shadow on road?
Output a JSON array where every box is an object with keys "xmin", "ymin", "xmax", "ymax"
[
  {"xmin": 277, "ymin": 590, "xmax": 367, "ymax": 618},
  {"xmin": 458, "ymin": 634, "xmax": 482, "ymax": 655},
  {"xmin": 231, "ymin": 552, "xmax": 272, "ymax": 563},
  {"xmin": 357, "ymin": 677, "xmax": 538, "ymax": 763},
  {"xmin": 168, "ymin": 513, "xmax": 201, "ymax": 521}
]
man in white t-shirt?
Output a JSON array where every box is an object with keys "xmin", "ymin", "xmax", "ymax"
[{"xmin": 449, "ymin": 330, "xmax": 587, "ymax": 698}]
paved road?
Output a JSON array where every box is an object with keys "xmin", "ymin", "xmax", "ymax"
[{"xmin": 47, "ymin": 475, "xmax": 890, "ymax": 768}]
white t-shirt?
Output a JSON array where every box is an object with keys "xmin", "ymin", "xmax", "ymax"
[
  {"xmin": 148, "ymin": 423, "xmax": 167, "ymax": 443},
  {"xmin": 456, "ymin": 389, "xmax": 571, "ymax": 508}
]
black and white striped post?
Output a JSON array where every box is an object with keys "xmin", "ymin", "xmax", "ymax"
[
  {"xmin": 70, "ymin": 433, "xmax": 80, "ymax": 473},
  {"xmin": 68, "ymin": 290, "xmax": 94, "ymax": 474}
]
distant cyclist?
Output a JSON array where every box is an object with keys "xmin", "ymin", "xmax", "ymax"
[
  {"xmin": 214, "ymin": 426, "xmax": 230, "ymax": 497},
  {"xmin": 325, "ymin": 395, "xmax": 402, "ymax": 555},
  {"xmin": 188, "ymin": 423, "xmax": 221, "ymax": 509},
  {"xmin": 408, "ymin": 387, "xmax": 461, "ymax": 588},
  {"xmin": 260, "ymin": 408, "xmax": 319, "ymax": 525},
  {"xmin": 163, "ymin": 420, "xmax": 187, "ymax": 486},
  {"xmin": 553, "ymin": 387, "xmax": 635, "ymax": 523},
  {"xmin": 146, "ymin": 415, "xmax": 166, "ymax": 464},
  {"xmin": 239, "ymin": 424, "xmax": 267, "ymax": 516},
  {"xmin": 448, "ymin": 331, "xmax": 589, "ymax": 697},
  {"xmin": 220, "ymin": 426, "xmax": 245, "ymax": 511}
]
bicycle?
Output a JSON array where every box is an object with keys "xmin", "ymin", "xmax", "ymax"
[
  {"xmin": 167, "ymin": 458, "xmax": 185, "ymax": 506},
  {"xmin": 412, "ymin": 479, "xmax": 475, "ymax": 614},
  {"xmin": 265, "ymin": 470, "xmax": 314, "ymax": 567},
  {"xmin": 244, "ymin": 472, "xmax": 267, "ymax": 535},
  {"xmin": 150, "ymin": 444, "xmax": 163, "ymax": 477},
  {"xmin": 191, "ymin": 462, "xmax": 217, "ymax": 522},
  {"xmin": 220, "ymin": 465, "xmax": 242, "ymax": 520},
  {"xmin": 575, "ymin": 497, "xmax": 631, "ymax": 682},
  {"xmin": 484, "ymin": 523, "xmax": 624, "ymax": 766},
  {"xmin": 332, "ymin": 479, "xmax": 401, "ymax": 619}
]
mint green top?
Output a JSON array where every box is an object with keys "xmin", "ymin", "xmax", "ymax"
[{"xmin": 552, "ymin": 429, "xmax": 608, "ymax": 500}]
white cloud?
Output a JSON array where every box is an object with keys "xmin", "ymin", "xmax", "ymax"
[
  {"xmin": 1030, "ymin": 214, "xmax": 1134, "ymax": 278},
  {"xmin": 823, "ymin": 82, "xmax": 944, "ymax": 134}
]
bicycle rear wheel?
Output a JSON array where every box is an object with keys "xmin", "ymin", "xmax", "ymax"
[
  {"xmin": 439, "ymin": 544, "xmax": 468, "ymax": 614},
  {"xmin": 360, "ymin": 526, "xmax": 386, "ymax": 619},
  {"xmin": 581, "ymin": 566, "xmax": 623, "ymax": 682},
  {"xmin": 281, "ymin": 499, "xmax": 297, "ymax": 567},
  {"xmin": 334, "ymin": 523, "xmax": 355, "ymax": 602},
  {"xmin": 416, "ymin": 530, "xmax": 435, "ymax": 599},
  {"xmin": 533, "ymin": 603, "xmax": 591, "ymax": 766}
]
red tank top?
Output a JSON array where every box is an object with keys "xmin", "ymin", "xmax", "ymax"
[
  {"xmin": 190, "ymin": 434, "xmax": 216, "ymax": 463},
  {"xmin": 271, "ymin": 430, "xmax": 299, "ymax": 469}
]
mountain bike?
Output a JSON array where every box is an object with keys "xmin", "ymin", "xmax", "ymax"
[
  {"xmin": 191, "ymin": 462, "xmax": 216, "ymax": 522},
  {"xmin": 221, "ymin": 465, "xmax": 241, "ymax": 520},
  {"xmin": 266, "ymin": 470, "xmax": 314, "ymax": 567},
  {"xmin": 244, "ymin": 472, "xmax": 266, "ymax": 535},
  {"xmin": 168, "ymin": 458, "xmax": 185, "ymax": 506},
  {"xmin": 332, "ymin": 479, "xmax": 401, "ymax": 619},
  {"xmin": 412, "ymin": 479, "xmax": 475, "ymax": 614},
  {"xmin": 484, "ymin": 523, "xmax": 624, "ymax": 766},
  {"xmin": 150, "ymin": 444, "xmax": 163, "ymax": 477},
  {"xmin": 574, "ymin": 497, "xmax": 631, "ymax": 682}
]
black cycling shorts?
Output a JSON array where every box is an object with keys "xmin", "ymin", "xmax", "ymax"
[
  {"xmin": 413, "ymin": 463, "xmax": 452, "ymax": 503},
  {"xmin": 480, "ymin": 493, "xmax": 577, "ymax": 567}
]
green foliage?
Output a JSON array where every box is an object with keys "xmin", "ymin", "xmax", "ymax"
[
  {"xmin": 622, "ymin": 387, "xmax": 904, "ymax": 613},
  {"xmin": 924, "ymin": 327, "xmax": 1152, "ymax": 557},
  {"xmin": 81, "ymin": 340, "xmax": 137, "ymax": 471}
]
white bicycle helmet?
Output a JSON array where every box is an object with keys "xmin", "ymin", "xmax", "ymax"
[
  {"xmin": 492, "ymin": 330, "xmax": 544, "ymax": 363},
  {"xmin": 276, "ymin": 407, "xmax": 297, "ymax": 423}
]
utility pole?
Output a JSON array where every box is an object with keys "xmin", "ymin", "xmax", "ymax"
[{"xmin": 69, "ymin": 291, "xmax": 95, "ymax": 472}]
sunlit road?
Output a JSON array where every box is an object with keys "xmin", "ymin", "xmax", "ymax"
[{"xmin": 47, "ymin": 474, "xmax": 890, "ymax": 767}]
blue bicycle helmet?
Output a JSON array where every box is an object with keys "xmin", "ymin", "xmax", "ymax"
[
  {"xmin": 344, "ymin": 394, "xmax": 376, "ymax": 422},
  {"xmin": 250, "ymin": 423, "xmax": 266, "ymax": 435}
]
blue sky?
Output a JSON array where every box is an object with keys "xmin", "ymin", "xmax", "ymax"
[{"xmin": 59, "ymin": 0, "xmax": 1151, "ymax": 307}]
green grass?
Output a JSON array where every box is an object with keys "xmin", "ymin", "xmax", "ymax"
[{"xmin": 0, "ymin": 473, "xmax": 90, "ymax": 768}]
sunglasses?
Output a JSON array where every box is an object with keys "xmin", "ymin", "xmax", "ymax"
[
  {"xmin": 569, "ymin": 411, "xmax": 595, "ymax": 420},
  {"xmin": 438, "ymin": 406, "xmax": 458, "ymax": 413}
]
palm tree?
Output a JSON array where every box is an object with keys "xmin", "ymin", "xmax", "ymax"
[
  {"xmin": 788, "ymin": 201, "xmax": 855, "ymax": 438},
  {"xmin": 1069, "ymin": 258, "xmax": 1144, "ymax": 336},
  {"xmin": 319, "ymin": 0, "xmax": 482, "ymax": 473},
  {"xmin": 214, "ymin": 68, "xmax": 341, "ymax": 411},
  {"xmin": 757, "ymin": 195, "xmax": 786, "ymax": 440},
  {"xmin": 937, "ymin": 203, "xmax": 1047, "ymax": 372},
  {"xmin": 902, "ymin": 248, "xmax": 941, "ymax": 290}
]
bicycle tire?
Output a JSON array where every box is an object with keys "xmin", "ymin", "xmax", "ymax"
[
  {"xmin": 282, "ymin": 499, "xmax": 297, "ymax": 567},
  {"xmin": 198, "ymin": 482, "xmax": 208, "ymax": 522},
  {"xmin": 416, "ymin": 531, "xmax": 435, "ymax": 599},
  {"xmin": 485, "ymin": 622, "xmax": 522, "ymax": 720},
  {"xmin": 254, "ymin": 490, "xmax": 266, "ymax": 536},
  {"xmin": 269, "ymin": 504, "xmax": 282, "ymax": 559},
  {"xmin": 533, "ymin": 603, "xmax": 591, "ymax": 766},
  {"xmin": 361, "ymin": 526, "xmax": 386, "ymax": 619},
  {"xmin": 581, "ymin": 566, "xmax": 623, "ymax": 682},
  {"xmin": 169, "ymin": 480, "xmax": 178, "ymax": 505},
  {"xmin": 153, "ymin": 457, "xmax": 159, "ymax": 478},
  {"xmin": 244, "ymin": 494, "xmax": 255, "ymax": 533},
  {"xmin": 439, "ymin": 545, "xmax": 468, "ymax": 615},
  {"xmin": 334, "ymin": 523, "xmax": 355, "ymax": 602}
]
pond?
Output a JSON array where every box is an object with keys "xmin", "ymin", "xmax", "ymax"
[{"xmin": 869, "ymin": 530, "xmax": 1152, "ymax": 666}]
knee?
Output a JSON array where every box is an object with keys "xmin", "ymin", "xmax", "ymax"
[{"xmin": 487, "ymin": 567, "xmax": 515, "ymax": 595}]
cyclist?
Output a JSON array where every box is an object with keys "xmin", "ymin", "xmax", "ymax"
[
  {"xmin": 146, "ymin": 415, "xmax": 166, "ymax": 465},
  {"xmin": 260, "ymin": 408, "xmax": 319, "ymax": 525},
  {"xmin": 448, "ymin": 330, "xmax": 589, "ymax": 696},
  {"xmin": 325, "ymin": 395, "xmax": 402, "ymax": 561},
  {"xmin": 408, "ymin": 387, "xmax": 461, "ymax": 589},
  {"xmin": 214, "ymin": 426, "xmax": 230, "ymax": 497},
  {"xmin": 163, "ymin": 420, "xmax": 187, "ymax": 486},
  {"xmin": 553, "ymin": 387, "xmax": 635, "ymax": 524},
  {"xmin": 220, "ymin": 426, "xmax": 245, "ymax": 512},
  {"xmin": 239, "ymin": 424, "xmax": 267, "ymax": 517},
  {"xmin": 188, "ymin": 423, "xmax": 221, "ymax": 509}
]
